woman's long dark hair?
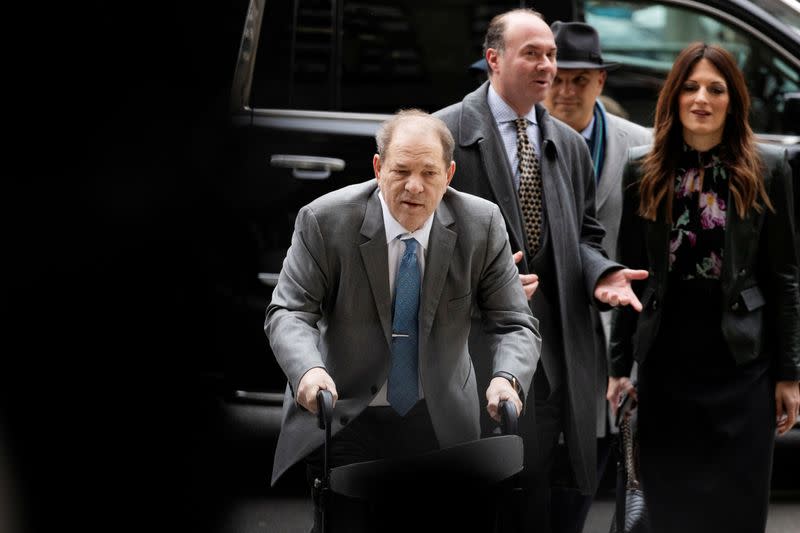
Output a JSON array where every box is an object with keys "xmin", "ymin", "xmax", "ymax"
[{"xmin": 639, "ymin": 42, "xmax": 772, "ymax": 221}]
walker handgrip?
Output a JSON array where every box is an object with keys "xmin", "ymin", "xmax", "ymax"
[
  {"xmin": 499, "ymin": 399, "xmax": 519, "ymax": 436},
  {"xmin": 316, "ymin": 389, "xmax": 334, "ymax": 430}
]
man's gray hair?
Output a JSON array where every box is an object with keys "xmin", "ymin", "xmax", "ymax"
[{"xmin": 375, "ymin": 109, "xmax": 455, "ymax": 166}]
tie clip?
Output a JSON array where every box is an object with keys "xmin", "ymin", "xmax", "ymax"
[{"xmin": 392, "ymin": 333, "xmax": 410, "ymax": 338}]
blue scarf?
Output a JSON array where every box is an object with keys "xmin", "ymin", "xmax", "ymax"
[{"xmin": 586, "ymin": 100, "xmax": 607, "ymax": 183}]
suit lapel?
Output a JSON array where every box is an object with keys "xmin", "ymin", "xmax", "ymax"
[
  {"xmin": 420, "ymin": 197, "xmax": 456, "ymax": 340},
  {"xmin": 359, "ymin": 190, "xmax": 393, "ymax": 346},
  {"xmin": 596, "ymin": 124, "xmax": 626, "ymax": 211}
]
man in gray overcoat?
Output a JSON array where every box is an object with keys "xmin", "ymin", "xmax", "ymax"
[
  {"xmin": 434, "ymin": 9, "xmax": 647, "ymax": 533},
  {"xmin": 542, "ymin": 20, "xmax": 653, "ymax": 533}
]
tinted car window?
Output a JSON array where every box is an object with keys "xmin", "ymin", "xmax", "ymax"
[
  {"xmin": 253, "ymin": 0, "xmax": 520, "ymax": 113},
  {"xmin": 583, "ymin": 0, "xmax": 800, "ymax": 132}
]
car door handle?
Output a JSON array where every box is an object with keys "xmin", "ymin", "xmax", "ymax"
[
  {"xmin": 270, "ymin": 154, "xmax": 345, "ymax": 180},
  {"xmin": 258, "ymin": 272, "xmax": 279, "ymax": 287}
]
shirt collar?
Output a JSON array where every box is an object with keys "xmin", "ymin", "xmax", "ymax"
[
  {"xmin": 378, "ymin": 190, "xmax": 433, "ymax": 250},
  {"xmin": 580, "ymin": 115, "xmax": 595, "ymax": 141},
  {"xmin": 488, "ymin": 84, "xmax": 538, "ymax": 126}
]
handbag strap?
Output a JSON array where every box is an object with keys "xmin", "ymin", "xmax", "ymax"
[{"xmin": 621, "ymin": 417, "xmax": 641, "ymax": 490}]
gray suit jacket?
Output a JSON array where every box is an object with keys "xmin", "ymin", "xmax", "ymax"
[
  {"xmin": 266, "ymin": 180, "xmax": 540, "ymax": 485},
  {"xmin": 596, "ymin": 113, "xmax": 653, "ymax": 266},
  {"xmin": 435, "ymin": 82, "xmax": 622, "ymax": 493}
]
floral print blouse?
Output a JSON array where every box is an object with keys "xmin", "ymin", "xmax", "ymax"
[{"xmin": 669, "ymin": 144, "xmax": 728, "ymax": 279}]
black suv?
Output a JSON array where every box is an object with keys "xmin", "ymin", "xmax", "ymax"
[{"xmin": 210, "ymin": 0, "xmax": 800, "ymax": 499}]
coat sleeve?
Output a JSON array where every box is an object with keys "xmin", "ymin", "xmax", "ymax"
[
  {"xmin": 264, "ymin": 206, "xmax": 329, "ymax": 396},
  {"xmin": 762, "ymin": 149, "xmax": 800, "ymax": 381},
  {"xmin": 607, "ymin": 156, "xmax": 647, "ymax": 378},
  {"xmin": 479, "ymin": 205, "xmax": 541, "ymax": 402}
]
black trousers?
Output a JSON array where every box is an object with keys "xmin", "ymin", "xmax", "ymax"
[
  {"xmin": 549, "ymin": 435, "xmax": 612, "ymax": 533},
  {"xmin": 517, "ymin": 366, "xmax": 567, "ymax": 533}
]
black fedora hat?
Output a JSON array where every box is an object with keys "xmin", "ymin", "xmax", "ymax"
[{"xmin": 551, "ymin": 21, "xmax": 619, "ymax": 70}]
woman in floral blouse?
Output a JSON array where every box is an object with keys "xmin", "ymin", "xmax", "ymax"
[{"xmin": 607, "ymin": 42, "xmax": 800, "ymax": 533}]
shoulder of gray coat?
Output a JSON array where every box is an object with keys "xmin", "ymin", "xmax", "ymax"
[
  {"xmin": 605, "ymin": 112, "xmax": 652, "ymax": 141},
  {"xmin": 627, "ymin": 144, "xmax": 651, "ymax": 161},
  {"xmin": 444, "ymin": 185, "xmax": 499, "ymax": 213},
  {"xmin": 304, "ymin": 180, "xmax": 376, "ymax": 213}
]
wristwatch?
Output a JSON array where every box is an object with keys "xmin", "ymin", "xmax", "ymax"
[{"xmin": 493, "ymin": 371, "xmax": 523, "ymax": 402}]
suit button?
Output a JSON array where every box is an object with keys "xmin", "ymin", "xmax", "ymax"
[
  {"xmin": 651, "ymin": 299, "xmax": 658, "ymax": 310},
  {"xmin": 731, "ymin": 302, "xmax": 740, "ymax": 311},
  {"xmin": 370, "ymin": 385, "xmax": 378, "ymax": 395},
  {"xmin": 738, "ymin": 268, "xmax": 747, "ymax": 276},
  {"xmin": 340, "ymin": 416, "xmax": 349, "ymax": 425}
]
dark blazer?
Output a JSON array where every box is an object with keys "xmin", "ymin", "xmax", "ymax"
[
  {"xmin": 435, "ymin": 82, "xmax": 622, "ymax": 493},
  {"xmin": 609, "ymin": 143, "xmax": 800, "ymax": 381},
  {"xmin": 266, "ymin": 180, "xmax": 540, "ymax": 485}
]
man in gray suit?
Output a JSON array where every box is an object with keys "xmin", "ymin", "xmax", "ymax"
[
  {"xmin": 266, "ymin": 110, "xmax": 541, "ymax": 532},
  {"xmin": 542, "ymin": 21, "xmax": 652, "ymax": 533},
  {"xmin": 434, "ymin": 9, "xmax": 648, "ymax": 533}
]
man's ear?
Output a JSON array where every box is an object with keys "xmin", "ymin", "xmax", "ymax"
[
  {"xmin": 486, "ymin": 48, "xmax": 498, "ymax": 76},
  {"xmin": 373, "ymin": 153, "xmax": 382, "ymax": 182},
  {"xmin": 598, "ymin": 69, "xmax": 608, "ymax": 89},
  {"xmin": 446, "ymin": 161, "xmax": 455, "ymax": 186}
]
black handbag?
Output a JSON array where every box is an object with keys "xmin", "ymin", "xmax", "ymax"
[{"xmin": 608, "ymin": 396, "xmax": 651, "ymax": 533}]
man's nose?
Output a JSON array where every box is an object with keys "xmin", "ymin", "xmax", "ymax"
[{"xmin": 405, "ymin": 176, "xmax": 424, "ymax": 193}]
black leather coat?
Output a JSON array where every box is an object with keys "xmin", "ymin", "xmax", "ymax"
[{"xmin": 609, "ymin": 143, "xmax": 800, "ymax": 381}]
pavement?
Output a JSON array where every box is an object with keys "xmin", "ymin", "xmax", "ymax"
[{"xmin": 215, "ymin": 493, "xmax": 800, "ymax": 533}]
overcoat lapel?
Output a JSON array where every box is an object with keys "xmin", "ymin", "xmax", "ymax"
[
  {"xmin": 359, "ymin": 191, "xmax": 393, "ymax": 347},
  {"xmin": 459, "ymin": 84, "xmax": 526, "ymax": 254},
  {"xmin": 477, "ymin": 138, "xmax": 526, "ymax": 249},
  {"xmin": 538, "ymin": 137, "xmax": 567, "ymax": 259}
]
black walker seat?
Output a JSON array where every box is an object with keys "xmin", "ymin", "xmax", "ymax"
[{"xmin": 313, "ymin": 389, "xmax": 523, "ymax": 533}]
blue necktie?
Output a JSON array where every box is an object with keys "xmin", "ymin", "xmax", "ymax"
[{"xmin": 388, "ymin": 238, "xmax": 420, "ymax": 416}]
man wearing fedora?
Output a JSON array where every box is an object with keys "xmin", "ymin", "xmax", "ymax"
[
  {"xmin": 434, "ymin": 9, "xmax": 648, "ymax": 533},
  {"xmin": 542, "ymin": 21, "xmax": 652, "ymax": 533}
]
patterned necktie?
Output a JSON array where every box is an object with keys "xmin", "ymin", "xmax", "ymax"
[
  {"xmin": 388, "ymin": 238, "xmax": 420, "ymax": 416},
  {"xmin": 515, "ymin": 117, "xmax": 543, "ymax": 255}
]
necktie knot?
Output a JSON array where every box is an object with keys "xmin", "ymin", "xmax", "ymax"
[{"xmin": 402, "ymin": 237, "xmax": 418, "ymax": 257}]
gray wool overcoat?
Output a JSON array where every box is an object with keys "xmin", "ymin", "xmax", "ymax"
[{"xmin": 435, "ymin": 82, "xmax": 622, "ymax": 493}]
